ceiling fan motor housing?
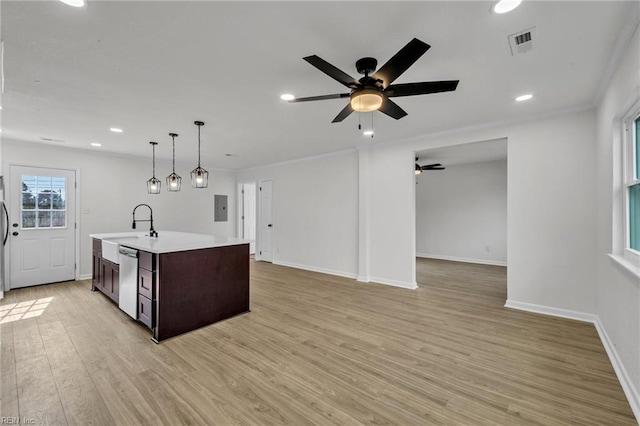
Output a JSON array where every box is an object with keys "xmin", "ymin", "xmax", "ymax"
[{"xmin": 356, "ymin": 57, "xmax": 378, "ymax": 76}]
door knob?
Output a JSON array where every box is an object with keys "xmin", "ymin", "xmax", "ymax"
[
  {"xmin": 12, "ymin": 231, "xmax": 18, "ymax": 236},
  {"xmin": 267, "ymin": 224, "xmax": 272, "ymax": 227}
]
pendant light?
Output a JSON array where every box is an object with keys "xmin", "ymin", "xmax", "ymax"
[
  {"xmin": 166, "ymin": 132, "xmax": 181, "ymax": 192},
  {"xmin": 191, "ymin": 121, "xmax": 209, "ymax": 188},
  {"xmin": 147, "ymin": 141, "xmax": 161, "ymax": 194}
]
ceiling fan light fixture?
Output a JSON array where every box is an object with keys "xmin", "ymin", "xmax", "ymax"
[
  {"xmin": 350, "ymin": 89, "xmax": 383, "ymax": 112},
  {"xmin": 415, "ymin": 163, "xmax": 423, "ymax": 175},
  {"xmin": 280, "ymin": 93, "xmax": 295, "ymax": 101},
  {"xmin": 492, "ymin": 0, "xmax": 521, "ymax": 14}
]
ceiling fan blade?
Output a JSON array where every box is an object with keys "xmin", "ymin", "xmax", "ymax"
[
  {"xmin": 289, "ymin": 93, "xmax": 350, "ymax": 103},
  {"xmin": 378, "ymin": 98, "xmax": 408, "ymax": 120},
  {"xmin": 421, "ymin": 165, "xmax": 446, "ymax": 170},
  {"xmin": 422, "ymin": 163, "xmax": 442, "ymax": 168},
  {"xmin": 386, "ymin": 81, "xmax": 459, "ymax": 98},
  {"xmin": 304, "ymin": 55, "xmax": 358, "ymax": 88},
  {"xmin": 332, "ymin": 103, "xmax": 354, "ymax": 123},
  {"xmin": 371, "ymin": 38, "xmax": 431, "ymax": 88}
]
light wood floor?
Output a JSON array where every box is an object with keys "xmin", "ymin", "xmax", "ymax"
[{"xmin": 0, "ymin": 258, "xmax": 636, "ymax": 425}]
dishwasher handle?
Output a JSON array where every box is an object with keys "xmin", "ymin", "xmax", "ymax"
[{"xmin": 118, "ymin": 247, "xmax": 138, "ymax": 258}]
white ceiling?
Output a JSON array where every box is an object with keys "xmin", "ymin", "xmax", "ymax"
[{"xmin": 0, "ymin": 1, "xmax": 635, "ymax": 169}]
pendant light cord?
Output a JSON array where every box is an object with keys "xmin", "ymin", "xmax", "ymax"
[
  {"xmin": 152, "ymin": 144, "xmax": 156, "ymax": 177},
  {"xmin": 197, "ymin": 125, "xmax": 202, "ymax": 168},
  {"xmin": 172, "ymin": 135, "xmax": 176, "ymax": 173}
]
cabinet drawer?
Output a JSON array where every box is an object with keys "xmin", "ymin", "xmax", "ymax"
[
  {"xmin": 138, "ymin": 294, "xmax": 155, "ymax": 329},
  {"xmin": 139, "ymin": 250, "xmax": 156, "ymax": 271},
  {"xmin": 138, "ymin": 268, "xmax": 156, "ymax": 300}
]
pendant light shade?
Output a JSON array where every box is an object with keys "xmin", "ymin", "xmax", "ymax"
[
  {"xmin": 191, "ymin": 121, "xmax": 209, "ymax": 188},
  {"xmin": 166, "ymin": 132, "xmax": 182, "ymax": 192},
  {"xmin": 147, "ymin": 141, "xmax": 161, "ymax": 194}
]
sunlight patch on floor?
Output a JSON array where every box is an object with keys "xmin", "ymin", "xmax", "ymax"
[{"xmin": 0, "ymin": 297, "xmax": 53, "ymax": 324}]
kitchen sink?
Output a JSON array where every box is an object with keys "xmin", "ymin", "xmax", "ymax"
[{"xmin": 101, "ymin": 235, "xmax": 142, "ymax": 264}]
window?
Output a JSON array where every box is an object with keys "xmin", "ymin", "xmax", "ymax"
[
  {"xmin": 21, "ymin": 175, "xmax": 67, "ymax": 229},
  {"xmin": 626, "ymin": 111, "xmax": 640, "ymax": 253}
]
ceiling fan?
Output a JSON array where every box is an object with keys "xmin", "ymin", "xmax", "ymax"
[
  {"xmin": 415, "ymin": 160, "xmax": 445, "ymax": 174},
  {"xmin": 289, "ymin": 38, "xmax": 459, "ymax": 123}
]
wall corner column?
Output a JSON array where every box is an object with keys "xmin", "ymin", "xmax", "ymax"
[{"xmin": 357, "ymin": 146, "xmax": 371, "ymax": 282}]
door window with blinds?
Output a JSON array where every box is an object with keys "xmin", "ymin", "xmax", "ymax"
[
  {"xmin": 627, "ymin": 111, "xmax": 640, "ymax": 252},
  {"xmin": 21, "ymin": 175, "xmax": 67, "ymax": 229}
]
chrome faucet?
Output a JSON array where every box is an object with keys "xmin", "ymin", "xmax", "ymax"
[{"xmin": 132, "ymin": 204, "xmax": 158, "ymax": 237}]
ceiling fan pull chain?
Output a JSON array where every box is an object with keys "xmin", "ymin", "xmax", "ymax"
[
  {"xmin": 370, "ymin": 112, "xmax": 374, "ymax": 138},
  {"xmin": 358, "ymin": 111, "xmax": 361, "ymax": 130}
]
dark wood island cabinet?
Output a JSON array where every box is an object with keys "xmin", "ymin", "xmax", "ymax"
[{"xmin": 91, "ymin": 232, "xmax": 250, "ymax": 342}]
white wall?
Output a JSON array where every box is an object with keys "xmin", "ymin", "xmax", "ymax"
[
  {"xmin": 2, "ymin": 140, "xmax": 236, "ymax": 281},
  {"xmin": 416, "ymin": 160, "xmax": 507, "ymax": 266},
  {"xmin": 595, "ymin": 18, "xmax": 640, "ymax": 412},
  {"xmin": 362, "ymin": 108, "xmax": 598, "ymax": 312},
  {"xmin": 236, "ymin": 150, "xmax": 359, "ymax": 278}
]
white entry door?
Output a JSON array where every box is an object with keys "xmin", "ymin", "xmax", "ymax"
[
  {"xmin": 10, "ymin": 166, "xmax": 76, "ymax": 288},
  {"xmin": 258, "ymin": 180, "xmax": 273, "ymax": 262}
]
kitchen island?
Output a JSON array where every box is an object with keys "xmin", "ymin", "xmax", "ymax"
[{"xmin": 90, "ymin": 231, "xmax": 250, "ymax": 342}]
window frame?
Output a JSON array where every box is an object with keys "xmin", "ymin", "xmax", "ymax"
[
  {"xmin": 623, "ymin": 102, "xmax": 640, "ymax": 257},
  {"xmin": 20, "ymin": 174, "xmax": 68, "ymax": 230}
]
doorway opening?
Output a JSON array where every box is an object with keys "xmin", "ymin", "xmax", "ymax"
[{"xmin": 414, "ymin": 139, "xmax": 507, "ymax": 301}]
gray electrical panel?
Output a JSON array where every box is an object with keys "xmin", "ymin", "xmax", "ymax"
[{"xmin": 214, "ymin": 194, "xmax": 228, "ymax": 222}]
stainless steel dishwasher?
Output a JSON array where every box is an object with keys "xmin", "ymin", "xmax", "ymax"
[{"xmin": 118, "ymin": 246, "xmax": 138, "ymax": 319}]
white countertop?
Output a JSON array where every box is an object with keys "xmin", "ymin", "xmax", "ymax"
[{"xmin": 90, "ymin": 231, "xmax": 249, "ymax": 254}]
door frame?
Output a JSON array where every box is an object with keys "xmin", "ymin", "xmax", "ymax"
[
  {"xmin": 256, "ymin": 178, "xmax": 274, "ymax": 262},
  {"xmin": 236, "ymin": 180, "xmax": 257, "ymax": 254},
  {"xmin": 5, "ymin": 163, "xmax": 81, "ymax": 291}
]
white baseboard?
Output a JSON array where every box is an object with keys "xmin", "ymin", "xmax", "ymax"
[
  {"xmin": 77, "ymin": 273, "xmax": 91, "ymax": 281},
  {"xmin": 417, "ymin": 253, "xmax": 507, "ymax": 267},
  {"xmin": 594, "ymin": 317, "xmax": 640, "ymax": 422},
  {"xmin": 272, "ymin": 260, "xmax": 357, "ymax": 280},
  {"xmin": 505, "ymin": 299, "xmax": 640, "ymax": 422},
  {"xmin": 504, "ymin": 300, "xmax": 598, "ymax": 323},
  {"xmin": 368, "ymin": 276, "xmax": 418, "ymax": 290}
]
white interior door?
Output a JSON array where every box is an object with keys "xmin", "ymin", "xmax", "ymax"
[
  {"xmin": 242, "ymin": 183, "xmax": 256, "ymax": 254},
  {"xmin": 10, "ymin": 166, "xmax": 76, "ymax": 288},
  {"xmin": 258, "ymin": 180, "xmax": 273, "ymax": 262}
]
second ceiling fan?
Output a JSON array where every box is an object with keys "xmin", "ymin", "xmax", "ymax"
[{"xmin": 289, "ymin": 38, "xmax": 459, "ymax": 123}]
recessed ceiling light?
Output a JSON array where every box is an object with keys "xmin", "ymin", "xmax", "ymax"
[
  {"xmin": 280, "ymin": 94, "xmax": 295, "ymax": 101},
  {"xmin": 91, "ymin": 143, "xmax": 102, "ymax": 147},
  {"xmin": 492, "ymin": 0, "xmax": 521, "ymax": 14},
  {"xmin": 109, "ymin": 127, "xmax": 123, "ymax": 133},
  {"xmin": 363, "ymin": 130, "xmax": 374, "ymax": 137},
  {"xmin": 60, "ymin": 0, "xmax": 85, "ymax": 7},
  {"xmin": 515, "ymin": 94, "xmax": 533, "ymax": 102}
]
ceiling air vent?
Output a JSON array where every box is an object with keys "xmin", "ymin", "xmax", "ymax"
[{"xmin": 508, "ymin": 27, "xmax": 536, "ymax": 55}]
